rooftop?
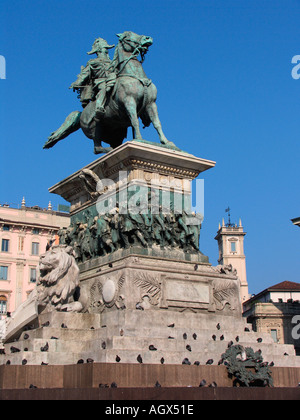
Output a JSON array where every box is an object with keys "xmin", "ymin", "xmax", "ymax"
[{"xmin": 244, "ymin": 280, "xmax": 300, "ymax": 306}]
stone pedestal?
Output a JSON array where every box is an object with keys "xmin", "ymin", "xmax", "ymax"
[
  {"xmin": 2, "ymin": 140, "xmax": 298, "ymax": 369},
  {"xmin": 78, "ymin": 254, "xmax": 242, "ymax": 318},
  {"xmin": 49, "ymin": 140, "xmax": 216, "ymax": 264}
]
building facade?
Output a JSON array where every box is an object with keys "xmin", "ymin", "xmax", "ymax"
[
  {"xmin": 0, "ymin": 200, "xmax": 70, "ymax": 317},
  {"xmin": 215, "ymin": 218, "xmax": 249, "ymax": 303},
  {"xmin": 243, "ymin": 281, "xmax": 300, "ymax": 355}
]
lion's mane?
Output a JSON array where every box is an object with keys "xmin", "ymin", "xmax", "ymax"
[{"xmin": 37, "ymin": 245, "xmax": 80, "ymax": 310}]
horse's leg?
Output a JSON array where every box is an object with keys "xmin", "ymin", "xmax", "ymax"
[
  {"xmin": 144, "ymin": 102, "xmax": 169, "ymax": 144},
  {"xmin": 123, "ymin": 97, "xmax": 143, "ymax": 140},
  {"xmin": 43, "ymin": 111, "xmax": 81, "ymax": 149},
  {"xmin": 93, "ymin": 123, "xmax": 113, "ymax": 155}
]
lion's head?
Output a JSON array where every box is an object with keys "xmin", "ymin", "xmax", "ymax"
[{"xmin": 37, "ymin": 245, "xmax": 81, "ymax": 311}]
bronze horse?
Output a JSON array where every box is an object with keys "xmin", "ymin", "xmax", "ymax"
[{"xmin": 44, "ymin": 31, "xmax": 176, "ymax": 154}]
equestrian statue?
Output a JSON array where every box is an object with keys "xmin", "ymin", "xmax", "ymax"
[{"xmin": 43, "ymin": 31, "xmax": 177, "ymax": 154}]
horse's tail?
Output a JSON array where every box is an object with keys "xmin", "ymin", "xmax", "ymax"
[{"xmin": 43, "ymin": 111, "xmax": 81, "ymax": 149}]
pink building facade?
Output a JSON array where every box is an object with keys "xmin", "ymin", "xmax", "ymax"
[{"xmin": 0, "ymin": 201, "xmax": 70, "ymax": 317}]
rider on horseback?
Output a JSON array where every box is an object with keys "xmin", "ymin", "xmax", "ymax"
[{"xmin": 69, "ymin": 37, "xmax": 116, "ymax": 120}]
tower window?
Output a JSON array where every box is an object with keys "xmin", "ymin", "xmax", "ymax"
[
  {"xmin": 271, "ymin": 329, "xmax": 278, "ymax": 343},
  {"xmin": 230, "ymin": 241, "xmax": 236, "ymax": 252}
]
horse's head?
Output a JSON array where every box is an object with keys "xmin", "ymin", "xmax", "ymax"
[{"xmin": 116, "ymin": 31, "xmax": 153, "ymax": 60}]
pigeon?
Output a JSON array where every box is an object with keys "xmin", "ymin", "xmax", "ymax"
[
  {"xmin": 87, "ymin": 358, "xmax": 94, "ymax": 363},
  {"xmin": 216, "ymin": 323, "xmax": 221, "ymax": 330},
  {"xmin": 235, "ymin": 336, "xmax": 239, "ymax": 342},
  {"xmin": 77, "ymin": 359, "xmax": 84, "ymax": 364},
  {"xmin": 155, "ymin": 381, "xmax": 161, "ymax": 387},
  {"xmin": 212, "ymin": 335, "xmax": 216, "ymax": 341},
  {"xmin": 136, "ymin": 302, "xmax": 144, "ymax": 310},
  {"xmin": 244, "ymin": 327, "xmax": 250, "ymax": 332},
  {"xmin": 137, "ymin": 354, "xmax": 143, "ymax": 363},
  {"xmin": 90, "ymin": 327, "xmax": 95, "ymax": 330},
  {"xmin": 260, "ymin": 362, "xmax": 268, "ymax": 367},
  {"xmin": 227, "ymin": 340, "xmax": 234, "ymax": 348},
  {"xmin": 6, "ymin": 360, "xmax": 11, "ymax": 365},
  {"xmin": 116, "ymin": 355, "xmax": 121, "ymax": 363},
  {"xmin": 40, "ymin": 342, "xmax": 49, "ymax": 352},
  {"xmin": 186, "ymin": 345, "xmax": 192, "ymax": 352},
  {"xmin": 22, "ymin": 359, "xmax": 27, "ymax": 365},
  {"xmin": 10, "ymin": 346, "xmax": 20, "ymax": 353},
  {"xmin": 120, "ymin": 329, "xmax": 124, "ymax": 336},
  {"xmin": 29, "ymin": 384, "xmax": 38, "ymax": 389},
  {"xmin": 168, "ymin": 323, "xmax": 175, "ymax": 328},
  {"xmin": 108, "ymin": 263, "xmax": 113, "ymax": 268},
  {"xmin": 111, "ymin": 382, "xmax": 117, "ymax": 388},
  {"xmin": 42, "ymin": 321, "xmax": 50, "ymax": 327},
  {"xmin": 257, "ymin": 337, "xmax": 263, "ymax": 343},
  {"xmin": 194, "ymin": 264, "xmax": 198, "ymax": 271},
  {"xmin": 193, "ymin": 333, "xmax": 197, "ymax": 340},
  {"xmin": 160, "ymin": 357, "xmax": 165, "ymax": 364},
  {"xmin": 99, "ymin": 383, "xmax": 108, "ymax": 388},
  {"xmin": 41, "ymin": 362, "xmax": 48, "ymax": 365},
  {"xmin": 149, "ymin": 345, "xmax": 157, "ymax": 351},
  {"xmin": 61, "ymin": 323, "xmax": 67, "ymax": 329},
  {"xmin": 194, "ymin": 361, "xmax": 200, "ymax": 366},
  {"xmin": 24, "ymin": 333, "xmax": 29, "ymax": 340},
  {"xmin": 218, "ymin": 359, "xmax": 224, "ymax": 365},
  {"xmin": 220, "ymin": 335, "xmax": 224, "ymax": 341},
  {"xmin": 269, "ymin": 361, "xmax": 274, "ymax": 366},
  {"xmin": 51, "ymin": 336, "xmax": 58, "ymax": 340},
  {"xmin": 284, "ymin": 352, "xmax": 289, "ymax": 356},
  {"xmin": 199, "ymin": 379, "xmax": 206, "ymax": 387},
  {"xmin": 209, "ymin": 382, "xmax": 218, "ymax": 388},
  {"xmin": 168, "ymin": 336, "xmax": 175, "ymax": 339},
  {"xmin": 24, "ymin": 348, "xmax": 28, "ymax": 352},
  {"xmin": 206, "ymin": 359, "xmax": 214, "ymax": 365},
  {"xmin": 182, "ymin": 358, "xmax": 191, "ymax": 365},
  {"xmin": 183, "ymin": 333, "xmax": 187, "ymax": 340},
  {"xmin": 101, "ymin": 341, "xmax": 106, "ymax": 349},
  {"xmin": 0, "ymin": 349, "xmax": 5, "ymax": 355}
]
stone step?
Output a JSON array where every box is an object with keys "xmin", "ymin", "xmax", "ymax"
[
  {"xmin": 3, "ymin": 333, "xmax": 295, "ymax": 366},
  {"xmin": 37, "ymin": 312, "xmax": 101, "ymax": 330},
  {"xmin": 100, "ymin": 309, "xmax": 251, "ymax": 332}
]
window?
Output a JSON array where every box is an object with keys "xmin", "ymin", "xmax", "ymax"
[
  {"xmin": 2, "ymin": 225, "xmax": 10, "ymax": 231},
  {"xmin": 30, "ymin": 268, "xmax": 37, "ymax": 283},
  {"xmin": 31, "ymin": 242, "xmax": 39, "ymax": 255},
  {"xmin": 0, "ymin": 296, "xmax": 7, "ymax": 315},
  {"xmin": 0, "ymin": 266, "xmax": 8, "ymax": 280},
  {"xmin": 32, "ymin": 228, "xmax": 40, "ymax": 235},
  {"xmin": 1, "ymin": 239, "xmax": 9, "ymax": 252},
  {"xmin": 271, "ymin": 329, "xmax": 278, "ymax": 343},
  {"xmin": 230, "ymin": 241, "xmax": 236, "ymax": 252}
]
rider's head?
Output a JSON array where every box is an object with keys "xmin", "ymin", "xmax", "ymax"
[{"xmin": 87, "ymin": 38, "xmax": 115, "ymax": 55}]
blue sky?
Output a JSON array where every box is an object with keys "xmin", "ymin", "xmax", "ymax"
[{"xmin": 0, "ymin": 0, "xmax": 299, "ymax": 295}]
